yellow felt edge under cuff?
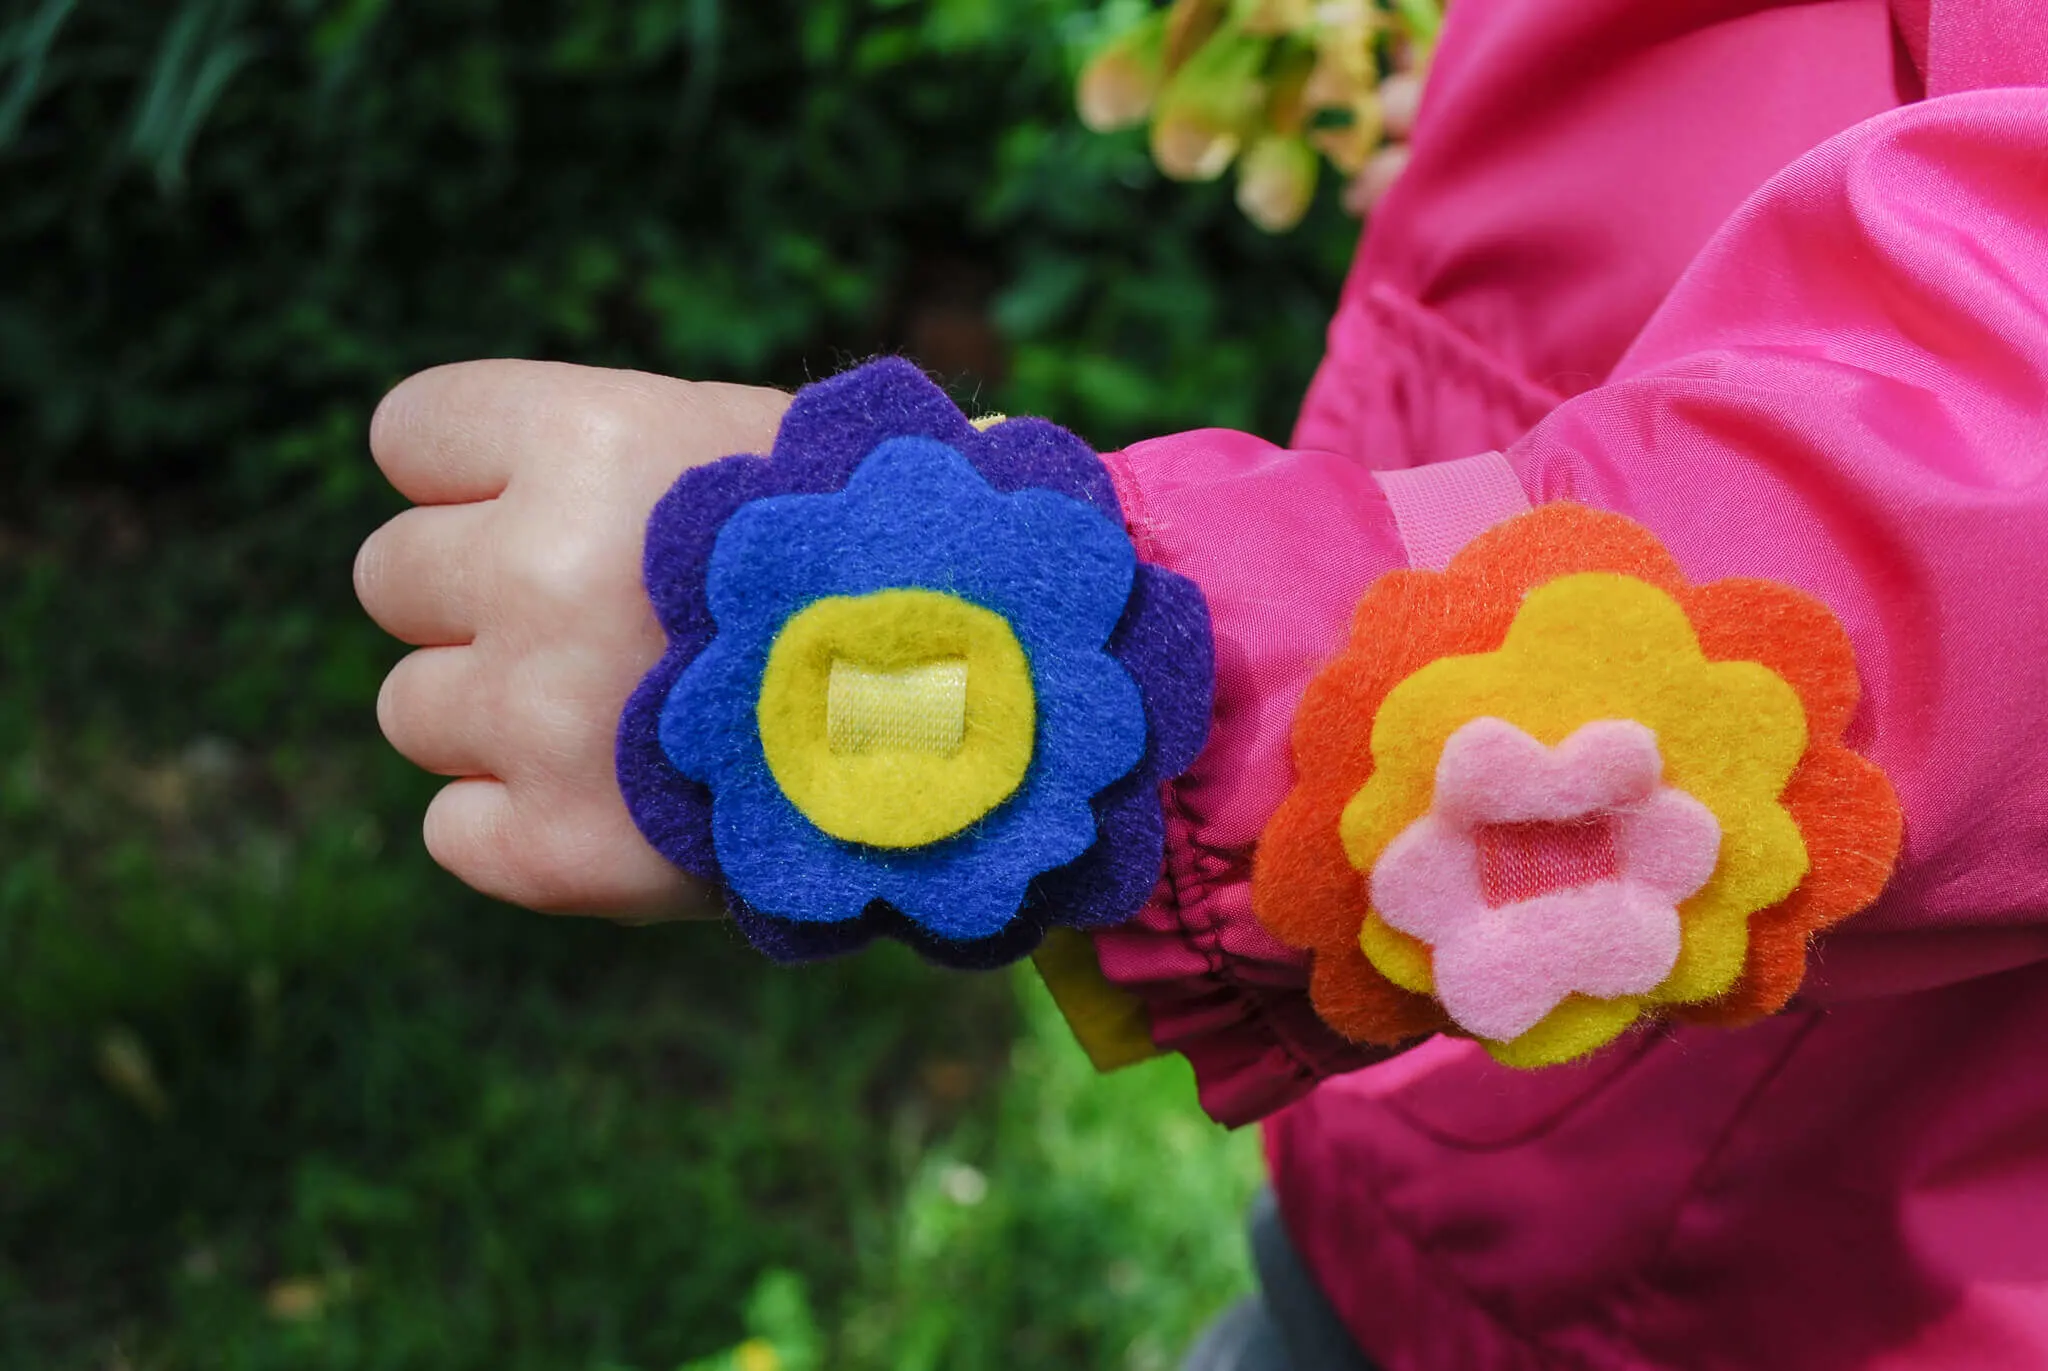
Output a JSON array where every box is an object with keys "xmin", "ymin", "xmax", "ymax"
[
  {"xmin": 758, "ymin": 589, "xmax": 1036, "ymax": 848},
  {"xmin": 1030, "ymin": 928, "xmax": 1162, "ymax": 1073},
  {"xmin": 1338, "ymin": 574, "xmax": 1813, "ymax": 1067}
]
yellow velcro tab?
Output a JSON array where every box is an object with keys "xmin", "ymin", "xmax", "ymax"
[{"xmin": 827, "ymin": 658, "xmax": 970, "ymax": 755}]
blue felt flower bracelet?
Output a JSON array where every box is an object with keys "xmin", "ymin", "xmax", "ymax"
[{"xmin": 615, "ymin": 359, "xmax": 1214, "ymax": 967}]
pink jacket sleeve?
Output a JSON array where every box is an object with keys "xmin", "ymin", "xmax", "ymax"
[{"xmin": 1095, "ymin": 89, "xmax": 2048, "ymax": 1126}]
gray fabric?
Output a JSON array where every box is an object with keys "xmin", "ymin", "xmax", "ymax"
[
  {"xmin": 1246, "ymin": 1188, "xmax": 1376, "ymax": 1371},
  {"xmin": 1180, "ymin": 1190, "xmax": 1377, "ymax": 1371},
  {"xmin": 1179, "ymin": 1296, "xmax": 1295, "ymax": 1371}
]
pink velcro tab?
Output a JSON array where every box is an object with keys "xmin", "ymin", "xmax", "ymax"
[{"xmin": 1373, "ymin": 452, "xmax": 1532, "ymax": 571}]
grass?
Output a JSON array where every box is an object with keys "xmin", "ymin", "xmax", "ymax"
[{"xmin": 0, "ymin": 491, "xmax": 1262, "ymax": 1370}]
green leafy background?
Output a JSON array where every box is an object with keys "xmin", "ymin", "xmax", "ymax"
[{"xmin": 0, "ymin": 1, "xmax": 1352, "ymax": 1366}]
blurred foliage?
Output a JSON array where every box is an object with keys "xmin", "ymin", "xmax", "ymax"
[
  {"xmin": 0, "ymin": 0, "xmax": 1337, "ymax": 1365},
  {"xmin": 2, "ymin": 0, "xmax": 1354, "ymax": 527}
]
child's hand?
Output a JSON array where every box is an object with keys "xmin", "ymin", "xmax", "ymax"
[{"xmin": 354, "ymin": 361, "xmax": 790, "ymax": 919}]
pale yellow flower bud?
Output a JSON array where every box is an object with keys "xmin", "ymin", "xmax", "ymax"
[
  {"xmin": 1236, "ymin": 0, "xmax": 1316, "ymax": 36},
  {"xmin": 1309, "ymin": 91, "xmax": 1384, "ymax": 175},
  {"xmin": 1078, "ymin": 41, "xmax": 1160, "ymax": 133},
  {"xmin": 1236, "ymin": 135, "xmax": 1320, "ymax": 231},
  {"xmin": 1148, "ymin": 21, "xmax": 1267, "ymax": 180},
  {"xmin": 1152, "ymin": 107, "xmax": 1243, "ymax": 180},
  {"xmin": 1304, "ymin": 37, "xmax": 1375, "ymax": 110},
  {"xmin": 1163, "ymin": 0, "xmax": 1230, "ymax": 74}
]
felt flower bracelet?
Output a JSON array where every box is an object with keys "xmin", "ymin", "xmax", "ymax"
[
  {"xmin": 1253, "ymin": 503, "xmax": 1903, "ymax": 1068},
  {"xmin": 617, "ymin": 359, "xmax": 1213, "ymax": 968}
]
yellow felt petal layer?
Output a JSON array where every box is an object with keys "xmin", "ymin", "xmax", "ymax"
[
  {"xmin": 1340, "ymin": 573, "xmax": 1811, "ymax": 1066},
  {"xmin": 758, "ymin": 589, "xmax": 1035, "ymax": 848}
]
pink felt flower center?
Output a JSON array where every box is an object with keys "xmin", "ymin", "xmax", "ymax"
[{"xmin": 1368, "ymin": 718, "xmax": 1722, "ymax": 1043}]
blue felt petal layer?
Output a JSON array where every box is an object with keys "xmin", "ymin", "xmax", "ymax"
[
  {"xmin": 659, "ymin": 439, "xmax": 1149, "ymax": 941},
  {"xmin": 616, "ymin": 357, "xmax": 1216, "ymax": 965}
]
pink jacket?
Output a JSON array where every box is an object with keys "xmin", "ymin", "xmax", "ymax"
[{"xmin": 1088, "ymin": 1, "xmax": 2048, "ymax": 1366}]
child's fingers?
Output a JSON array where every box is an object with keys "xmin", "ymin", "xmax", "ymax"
[
  {"xmin": 421, "ymin": 778, "xmax": 526, "ymax": 896},
  {"xmin": 376, "ymin": 645, "xmax": 498, "ymax": 777},
  {"xmin": 355, "ymin": 503, "xmax": 492, "ymax": 646},
  {"xmin": 424, "ymin": 778, "xmax": 716, "ymax": 919},
  {"xmin": 368, "ymin": 361, "xmax": 529, "ymax": 505},
  {"xmin": 371, "ymin": 361, "xmax": 788, "ymax": 507}
]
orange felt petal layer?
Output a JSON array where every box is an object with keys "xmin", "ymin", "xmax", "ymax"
[
  {"xmin": 1672, "ymin": 743, "xmax": 1902, "ymax": 1026},
  {"xmin": 1252, "ymin": 504, "xmax": 1902, "ymax": 1049}
]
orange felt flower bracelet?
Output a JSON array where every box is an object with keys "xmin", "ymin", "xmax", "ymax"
[{"xmin": 1251, "ymin": 503, "xmax": 1902, "ymax": 1068}]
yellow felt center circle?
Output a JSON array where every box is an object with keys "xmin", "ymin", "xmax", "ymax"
[{"xmin": 757, "ymin": 589, "xmax": 1036, "ymax": 848}]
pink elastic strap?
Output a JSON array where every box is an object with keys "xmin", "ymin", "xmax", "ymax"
[{"xmin": 1373, "ymin": 452, "xmax": 1532, "ymax": 571}]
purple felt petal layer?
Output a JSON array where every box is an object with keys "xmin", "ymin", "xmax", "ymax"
[
  {"xmin": 615, "ymin": 454, "xmax": 782, "ymax": 882},
  {"xmin": 729, "ymin": 895, "xmax": 1055, "ymax": 971},
  {"xmin": 771, "ymin": 358, "xmax": 1119, "ymax": 518},
  {"xmin": 1032, "ymin": 563, "xmax": 1214, "ymax": 926},
  {"xmin": 616, "ymin": 356, "xmax": 1214, "ymax": 965}
]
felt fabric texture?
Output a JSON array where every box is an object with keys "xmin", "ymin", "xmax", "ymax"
[
  {"xmin": 616, "ymin": 357, "xmax": 1215, "ymax": 965},
  {"xmin": 1028, "ymin": 928, "xmax": 1162, "ymax": 1072},
  {"xmin": 727, "ymin": 567, "xmax": 1215, "ymax": 971},
  {"xmin": 1341, "ymin": 571, "xmax": 1811, "ymax": 1066},
  {"xmin": 1251, "ymin": 503, "xmax": 1903, "ymax": 1063},
  {"xmin": 662, "ymin": 437, "xmax": 1146, "ymax": 941},
  {"xmin": 1368, "ymin": 718, "xmax": 1722, "ymax": 1044},
  {"xmin": 756, "ymin": 588, "xmax": 1035, "ymax": 848}
]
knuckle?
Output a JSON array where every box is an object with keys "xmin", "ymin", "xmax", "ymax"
[
  {"xmin": 423, "ymin": 783, "xmax": 528, "ymax": 902},
  {"xmin": 507, "ymin": 815, "xmax": 625, "ymax": 915},
  {"xmin": 510, "ymin": 528, "xmax": 629, "ymax": 611},
  {"xmin": 370, "ymin": 360, "xmax": 514, "ymax": 479},
  {"xmin": 501, "ymin": 656, "xmax": 593, "ymax": 761},
  {"xmin": 567, "ymin": 390, "xmax": 647, "ymax": 471}
]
